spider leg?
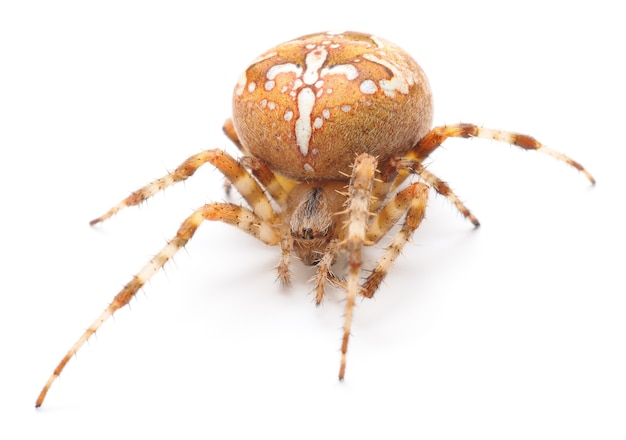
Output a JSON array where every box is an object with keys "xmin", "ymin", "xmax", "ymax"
[
  {"xmin": 222, "ymin": 118, "xmax": 251, "ymax": 156},
  {"xmin": 366, "ymin": 184, "xmax": 391, "ymax": 214},
  {"xmin": 224, "ymin": 118, "xmax": 295, "ymax": 207},
  {"xmin": 277, "ymin": 234, "xmax": 293, "ymax": 286},
  {"xmin": 311, "ymin": 238, "xmax": 342, "ymax": 305},
  {"xmin": 240, "ymin": 156, "xmax": 292, "ymax": 207},
  {"xmin": 339, "ymin": 153, "xmax": 377, "ymax": 380},
  {"xmin": 362, "ymin": 182, "xmax": 429, "ymax": 298},
  {"xmin": 36, "ymin": 203, "xmax": 280, "ymax": 408},
  {"xmin": 391, "ymin": 158, "xmax": 480, "ymax": 226},
  {"xmin": 409, "ymin": 123, "xmax": 596, "ymax": 184},
  {"xmin": 90, "ymin": 149, "xmax": 275, "ymax": 224}
]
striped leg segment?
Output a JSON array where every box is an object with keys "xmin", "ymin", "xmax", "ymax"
[
  {"xmin": 224, "ymin": 118, "xmax": 293, "ymax": 206},
  {"xmin": 410, "ymin": 123, "xmax": 595, "ymax": 184},
  {"xmin": 339, "ymin": 153, "xmax": 377, "ymax": 380},
  {"xmin": 277, "ymin": 234, "xmax": 293, "ymax": 287},
  {"xmin": 240, "ymin": 156, "xmax": 292, "ymax": 207},
  {"xmin": 35, "ymin": 204, "xmax": 279, "ymax": 407},
  {"xmin": 391, "ymin": 158, "xmax": 479, "ymax": 226},
  {"xmin": 362, "ymin": 182, "xmax": 429, "ymax": 298},
  {"xmin": 90, "ymin": 149, "xmax": 275, "ymax": 225},
  {"xmin": 311, "ymin": 239, "xmax": 342, "ymax": 306}
]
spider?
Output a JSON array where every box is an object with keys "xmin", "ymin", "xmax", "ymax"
[{"xmin": 35, "ymin": 31, "xmax": 595, "ymax": 407}]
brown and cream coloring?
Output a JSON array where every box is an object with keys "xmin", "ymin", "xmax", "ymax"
[
  {"xmin": 233, "ymin": 31, "xmax": 433, "ymax": 180},
  {"xmin": 36, "ymin": 31, "xmax": 595, "ymax": 407}
]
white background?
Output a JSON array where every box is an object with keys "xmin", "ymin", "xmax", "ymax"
[{"xmin": 1, "ymin": 1, "xmax": 623, "ymax": 439}]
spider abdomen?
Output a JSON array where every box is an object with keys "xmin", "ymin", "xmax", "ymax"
[{"xmin": 232, "ymin": 31, "xmax": 434, "ymax": 181}]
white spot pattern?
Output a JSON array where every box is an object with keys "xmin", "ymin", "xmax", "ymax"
[
  {"xmin": 303, "ymin": 48, "xmax": 328, "ymax": 85},
  {"xmin": 321, "ymin": 64, "xmax": 359, "ymax": 81},
  {"xmin": 267, "ymin": 63, "xmax": 303, "ymax": 80},
  {"xmin": 241, "ymin": 32, "xmax": 416, "ymax": 172},
  {"xmin": 295, "ymin": 88, "xmax": 315, "ymax": 155},
  {"xmin": 359, "ymin": 79, "xmax": 377, "ymax": 95},
  {"xmin": 362, "ymin": 53, "xmax": 416, "ymax": 98}
]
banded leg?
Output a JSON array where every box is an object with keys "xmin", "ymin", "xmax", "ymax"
[
  {"xmin": 311, "ymin": 239, "xmax": 343, "ymax": 305},
  {"xmin": 362, "ymin": 182, "xmax": 429, "ymax": 298},
  {"xmin": 35, "ymin": 203, "xmax": 280, "ymax": 408},
  {"xmin": 223, "ymin": 118, "xmax": 294, "ymax": 206},
  {"xmin": 409, "ymin": 123, "xmax": 595, "ymax": 184},
  {"xmin": 240, "ymin": 156, "xmax": 292, "ymax": 207},
  {"xmin": 277, "ymin": 234, "xmax": 293, "ymax": 286},
  {"xmin": 339, "ymin": 153, "xmax": 377, "ymax": 380},
  {"xmin": 91, "ymin": 149, "xmax": 275, "ymax": 224},
  {"xmin": 392, "ymin": 158, "xmax": 479, "ymax": 226},
  {"xmin": 369, "ymin": 178, "xmax": 393, "ymax": 213},
  {"xmin": 222, "ymin": 118, "xmax": 250, "ymax": 156}
]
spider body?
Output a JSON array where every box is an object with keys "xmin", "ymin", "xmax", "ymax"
[
  {"xmin": 36, "ymin": 31, "xmax": 595, "ymax": 407},
  {"xmin": 233, "ymin": 31, "xmax": 433, "ymax": 180}
]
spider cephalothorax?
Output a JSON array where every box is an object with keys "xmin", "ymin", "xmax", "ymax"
[
  {"xmin": 36, "ymin": 31, "xmax": 595, "ymax": 407},
  {"xmin": 287, "ymin": 183, "xmax": 345, "ymax": 265}
]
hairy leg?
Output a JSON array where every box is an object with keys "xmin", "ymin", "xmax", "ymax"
[
  {"xmin": 224, "ymin": 118, "xmax": 294, "ymax": 206},
  {"xmin": 91, "ymin": 149, "xmax": 275, "ymax": 224},
  {"xmin": 362, "ymin": 182, "xmax": 429, "ymax": 298},
  {"xmin": 36, "ymin": 204, "xmax": 280, "ymax": 407},
  {"xmin": 311, "ymin": 239, "xmax": 343, "ymax": 305},
  {"xmin": 410, "ymin": 123, "xmax": 595, "ymax": 184},
  {"xmin": 277, "ymin": 234, "xmax": 293, "ymax": 286},
  {"xmin": 391, "ymin": 158, "xmax": 479, "ymax": 226},
  {"xmin": 339, "ymin": 153, "xmax": 377, "ymax": 380}
]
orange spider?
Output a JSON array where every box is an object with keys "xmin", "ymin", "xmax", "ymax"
[{"xmin": 36, "ymin": 31, "xmax": 594, "ymax": 407}]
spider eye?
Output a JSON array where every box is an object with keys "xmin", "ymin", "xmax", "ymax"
[
  {"xmin": 293, "ymin": 226, "xmax": 328, "ymax": 240},
  {"xmin": 301, "ymin": 227, "xmax": 314, "ymax": 240}
]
